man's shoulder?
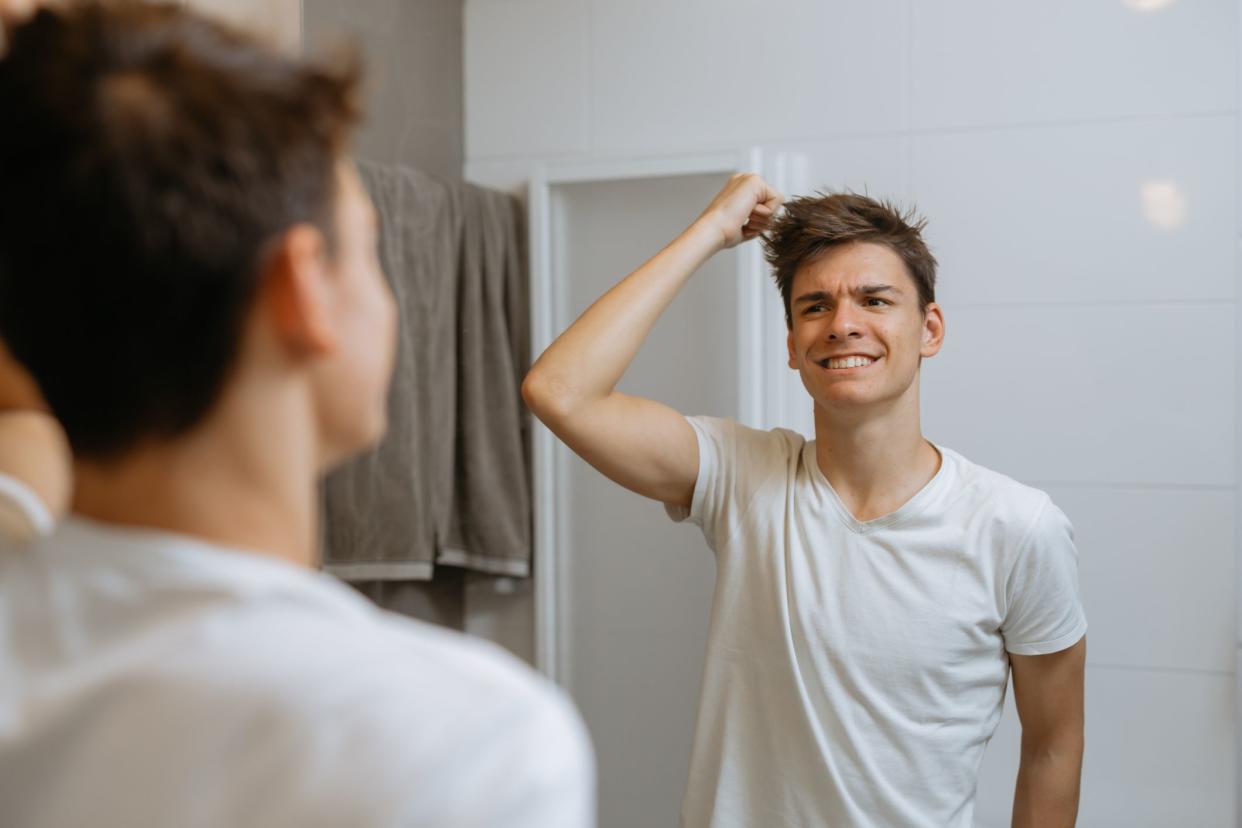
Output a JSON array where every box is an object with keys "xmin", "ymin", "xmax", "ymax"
[
  {"xmin": 940, "ymin": 447, "xmax": 1056, "ymax": 534},
  {"xmin": 190, "ymin": 579, "xmax": 574, "ymax": 731},
  {"xmin": 112, "ymin": 577, "xmax": 589, "ymax": 818},
  {"xmin": 686, "ymin": 415, "xmax": 806, "ymax": 462},
  {"xmin": 14, "ymin": 520, "xmax": 579, "ymax": 746},
  {"xmin": 216, "ymin": 609, "xmax": 593, "ymax": 824}
]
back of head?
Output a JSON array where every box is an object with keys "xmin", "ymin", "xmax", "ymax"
[
  {"xmin": 763, "ymin": 191, "xmax": 938, "ymax": 327},
  {"xmin": 0, "ymin": 0, "xmax": 360, "ymax": 460}
]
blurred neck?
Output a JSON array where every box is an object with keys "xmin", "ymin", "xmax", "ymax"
[{"xmin": 72, "ymin": 373, "xmax": 320, "ymax": 569}]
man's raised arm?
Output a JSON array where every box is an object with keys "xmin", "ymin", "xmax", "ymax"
[{"xmin": 522, "ymin": 173, "xmax": 782, "ymax": 508}]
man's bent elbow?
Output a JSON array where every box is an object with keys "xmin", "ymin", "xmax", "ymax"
[{"xmin": 521, "ymin": 370, "xmax": 572, "ymax": 426}]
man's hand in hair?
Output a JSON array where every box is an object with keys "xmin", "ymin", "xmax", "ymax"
[
  {"xmin": 0, "ymin": 339, "xmax": 48, "ymax": 413},
  {"xmin": 0, "ymin": 340, "xmax": 71, "ymax": 527},
  {"xmin": 0, "ymin": 0, "xmax": 41, "ymax": 24}
]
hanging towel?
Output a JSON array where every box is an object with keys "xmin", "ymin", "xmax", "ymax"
[
  {"xmin": 437, "ymin": 180, "xmax": 531, "ymax": 576},
  {"xmin": 321, "ymin": 160, "xmax": 532, "ymax": 580}
]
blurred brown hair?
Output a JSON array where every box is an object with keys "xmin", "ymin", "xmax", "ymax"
[
  {"xmin": 0, "ymin": 0, "xmax": 361, "ymax": 458},
  {"xmin": 762, "ymin": 192, "xmax": 937, "ymax": 328}
]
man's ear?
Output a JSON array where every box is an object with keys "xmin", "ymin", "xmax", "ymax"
[
  {"xmin": 921, "ymin": 302, "xmax": 945, "ymax": 359},
  {"xmin": 787, "ymin": 329, "xmax": 799, "ymax": 369},
  {"xmin": 261, "ymin": 224, "xmax": 337, "ymax": 357}
]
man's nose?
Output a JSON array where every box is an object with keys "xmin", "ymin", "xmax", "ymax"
[{"xmin": 826, "ymin": 305, "xmax": 864, "ymax": 340}]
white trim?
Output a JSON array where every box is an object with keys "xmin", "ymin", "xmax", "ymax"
[
  {"xmin": 1234, "ymin": 0, "xmax": 1242, "ymax": 815},
  {"xmin": 323, "ymin": 560, "xmax": 435, "ymax": 582},
  {"xmin": 734, "ymin": 147, "xmax": 766, "ymax": 428},
  {"xmin": 539, "ymin": 151, "xmax": 748, "ymax": 186},
  {"xmin": 436, "ymin": 548, "xmax": 530, "ymax": 577},
  {"xmin": 757, "ymin": 150, "xmax": 812, "ymax": 433},
  {"xmin": 528, "ymin": 163, "xmax": 560, "ymax": 682},
  {"xmin": 528, "ymin": 149, "xmax": 768, "ymax": 687}
]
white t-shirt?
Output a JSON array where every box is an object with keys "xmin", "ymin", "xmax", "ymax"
[
  {"xmin": 0, "ymin": 518, "xmax": 596, "ymax": 828},
  {"xmin": 0, "ymin": 472, "xmax": 54, "ymax": 543},
  {"xmin": 667, "ymin": 417, "xmax": 1087, "ymax": 828}
]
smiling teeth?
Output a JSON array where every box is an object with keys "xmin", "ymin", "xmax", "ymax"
[{"xmin": 827, "ymin": 356, "xmax": 875, "ymax": 369}]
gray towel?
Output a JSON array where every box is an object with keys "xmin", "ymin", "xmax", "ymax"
[
  {"xmin": 438, "ymin": 180, "xmax": 531, "ymax": 575},
  {"xmin": 321, "ymin": 160, "xmax": 531, "ymax": 580}
]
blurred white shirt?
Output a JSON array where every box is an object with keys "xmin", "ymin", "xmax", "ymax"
[
  {"xmin": 0, "ymin": 472, "xmax": 53, "ymax": 543},
  {"xmin": 0, "ymin": 517, "xmax": 595, "ymax": 828}
]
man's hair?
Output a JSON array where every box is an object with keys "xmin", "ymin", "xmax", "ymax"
[
  {"xmin": 0, "ymin": 0, "xmax": 361, "ymax": 459},
  {"xmin": 762, "ymin": 192, "xmax": 937, "ymax": 328}
]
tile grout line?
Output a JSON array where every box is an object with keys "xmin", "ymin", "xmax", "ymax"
[
  {"xmin": 1088, "ymin": 662, "xmax": 1233, "ymax": 679},
  {"xmin": 465, "ymin": 110, "xmax": 1239, "ymax": 166}
]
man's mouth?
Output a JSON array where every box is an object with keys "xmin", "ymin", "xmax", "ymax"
[{"xmin": 817, "ymin": 355, "xmax": 879, "ymax": 370}]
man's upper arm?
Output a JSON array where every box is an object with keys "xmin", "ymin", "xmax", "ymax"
[
  {"xmin": 1010, "ymin": 636, "xmax": 1086, "ymax": 748},
  {"xmin": 528, "ymin": 390, "xmax": 700, "ymax": 508}
]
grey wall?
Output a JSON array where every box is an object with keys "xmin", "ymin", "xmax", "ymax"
[{"xmin": 303, "ymin": 0, "xmax": 463, "ymax": 180}]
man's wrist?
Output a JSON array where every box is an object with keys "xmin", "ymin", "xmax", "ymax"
[{"xmin": 678, "ymin": 217, "xmax": 727, "ymax": 258}]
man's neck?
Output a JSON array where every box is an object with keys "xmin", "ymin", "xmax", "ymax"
[
  {"xmin": 71, "ymin": 398, "xmax": 319, "ymax": 569},
  {"xmin": 812, "ymin": 390, "xmax": 941, "ymax": 523}
]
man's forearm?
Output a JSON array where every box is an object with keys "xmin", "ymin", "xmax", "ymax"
[
  {"xmin": 1011, "ymin": 744, "xmax": 1083, "ymax": 828},
  {"xmin": 523, "ymin": 219, "xmax": 722, "ymax": 415}
]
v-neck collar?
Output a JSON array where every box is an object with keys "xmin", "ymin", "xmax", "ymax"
[{"xmin": 804, "ymin": 441, "xmax": 951, "ymax": 535}]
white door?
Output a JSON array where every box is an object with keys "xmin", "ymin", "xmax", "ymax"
[{"xmin": 531, "ymin": 160, "xmax": 764, "ymax": 828}]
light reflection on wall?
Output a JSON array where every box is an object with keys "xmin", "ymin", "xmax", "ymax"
[
  {"xmin": 1140, "ymin": 180, "xmax": 1187, "ymax": 230},
  {"xmin": 1122, "ymin": 0, "xmax": 1177, "ymax": 12}
]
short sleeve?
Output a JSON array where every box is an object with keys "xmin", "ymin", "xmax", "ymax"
[
  {"xmin": 664, "ymin": 415, "xmax": 795, "ymax": 552},
  {"xmin": 0, "ymin": 472, "xmax": 54, "ymax": 544},
  {"xmin": 1001, "ymin": 496, "xmax": 1088, "ymax": 655}
]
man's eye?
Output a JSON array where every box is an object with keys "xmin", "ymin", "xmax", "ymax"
[
  {"xmin": 865, "ymin": 298, "xmax": 889, "ymax": 307},
  {"xmin": 805, "ymin": 304, "xmax": 827, "ymax": 314}
]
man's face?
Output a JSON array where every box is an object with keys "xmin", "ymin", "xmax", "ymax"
[
  {"xmin": 310, "ymin": 161, "xmax": 397, "ymax": 467},
  {"xmin": 786, "ymin": 241, "xmax": 943, "ymax": 416}
]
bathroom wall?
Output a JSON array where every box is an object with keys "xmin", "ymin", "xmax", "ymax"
[
  {"xmin": 177, "ymin": 0, "xmax": 463, "ymax": 178},
  {"xmin": 303, "ymin": 0, "xmax": 463, "ymax": 179},
  {"xmin": 464, "ymin": 1, "xmax": 1239, "ymax": 824}
]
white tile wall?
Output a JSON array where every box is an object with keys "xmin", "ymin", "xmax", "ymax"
[
  {"xmin": 975, "ymin": 667, "xmax": 1236, "ymax": 827},
  {"xmin": 1048, "ymin": 485, "xmax": 1235, "ymax": 673},
  {"xmin": 773, "ymin": 136, "xmax": 911, "ymax": 201},
  {"xmin": 464, "ymin": 0, "xmax": 591, "ymax": 158},
  {"xmin": 911, "ymin": 0, "xmax": 1237, "ymax": 130},
  {"xmin": 922, "ymin": 304, "xmax": 1235, "ymax": 487},
  {"xmin": 912, "ymin": 116, "xmax": 1237, "ymax": 306},
  {"xmin": 588, "ymin": 0, "xmax": 908, "ymax": 155},
  {"xmin": 463, "ymin": 0, "xmax": 1239, "ymax": 822}
]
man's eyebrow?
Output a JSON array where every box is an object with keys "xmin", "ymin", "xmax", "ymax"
[
  {"xmin": 793, "ymin": 284, "xmax": 904, "ymax": 304},
  {"xmin": 856, "ymin": 283, "xmax": 902, "ymax": 295}
]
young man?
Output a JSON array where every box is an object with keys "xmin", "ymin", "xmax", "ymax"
[
  {"xmin": 523, "ymin": 173, "xmax": 1087, "ymax": 827},
  {"xmin": 0, "ymin": 4, "xmax": 592, "ymax": 827}
]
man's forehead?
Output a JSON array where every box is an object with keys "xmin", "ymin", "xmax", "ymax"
[{"xmin": 791, "ymin": 242, "xmax": 914, "ymax": 292}]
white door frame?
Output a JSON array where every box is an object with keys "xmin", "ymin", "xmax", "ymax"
[{"xmin": 527, "ymin": 148, "xmax": 788, "ymax": 684}]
